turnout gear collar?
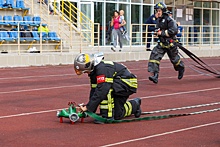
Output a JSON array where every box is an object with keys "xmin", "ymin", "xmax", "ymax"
[{"xmin": 74, "ymin": 53, "xmax": 104, "ymax": 75}]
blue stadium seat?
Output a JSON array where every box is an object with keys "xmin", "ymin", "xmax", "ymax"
[
  {"xmin": 13, "ymin": 15, "xmax": 23, "ymax": 25},
  {"xmin": 8, "ymin": 31, "xmax": 18, "ymax": 41},
  {"xmin": 16, "ymin": 0, "xmax": 29, "ymax": 10},
  {"xmin": 3, "ymin": 15, "xmax": 17, "ymax": 26},
  {"xmin": 0, "ymin": 15, "xmax": 5, "ymax": 25},
  {"xmin": 0, "ymin": 0, "xmax": 4, "ymax": 8},
  {"xmin": 32, "ymin": 31, "xmax": 40, "ymax": 41},
  {"xmin": 0, "ymin": 31, "xmax": 14, "ymax": 41},
  {"xmin": 20, "ymin": 31, "xmax": 40, "ymax": 41},
  {"xmin": 6, "ymin": 0, "xmax": 15, "ymax": 8},
  {"xmin": 38, "ymin": 32, "xmax": 48, "ymax": 41},
  {"xmin": 32, "ymin": 16, "xmax": 41, "ymax": 26},
  {"xmin": 21, "ymin": 16, "xmax": 34, "ymax": 26},
  {"xmin": 32, "ymin": 16, "xmax": 47, "ymax": 26},
  {"xmin": 48, "ymin": 32, "xmax": 61, "ymax": 41}
]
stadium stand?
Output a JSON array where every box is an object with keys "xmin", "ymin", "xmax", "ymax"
[{"xmin": 0, "ymin": 0, "xmax": 61, "ymax": 53}]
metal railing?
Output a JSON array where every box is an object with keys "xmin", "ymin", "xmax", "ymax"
[
  {"xmin": 130, "ymin": 24, "xmax": 220, "ymax": 50},
  {"xmin": 58, "ymin": 0, "xmax": 94, "ymax": 46},
  {"xmin": 24, "ymin": 0, "xmax": 94, "ymax": 47},
  {"xmin": 0, "ymin": 20, "xmax": 100, "ymax": 54}
]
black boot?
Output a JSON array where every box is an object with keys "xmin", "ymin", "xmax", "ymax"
[
  {"xmin": 178, "ymin": 68, "xmax": 185, "ymax": 80},
  {"xmin": 149, "ymin": 73, "xmax": 158, "ymax": 84},
  {"xmin": 133, "ymin": 98, "xmax": 142, "ymax": 118}
]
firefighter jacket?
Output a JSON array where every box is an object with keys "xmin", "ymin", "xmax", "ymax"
[
  {"xmin": 86, "ymin": 61, "xmax": 137, "ymax": 113},
  {"xmin": 156, "ymin": 14, "xmax": 178, "ymax": 45}
]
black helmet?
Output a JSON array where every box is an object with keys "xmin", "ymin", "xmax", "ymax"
[{"xmin": 154, "ymin": 2, "xmax": 167, "ymax": 12}]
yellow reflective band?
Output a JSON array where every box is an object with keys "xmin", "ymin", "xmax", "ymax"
[
  {"xmin": 105, "ymin": 78, "xmax": 113, "ymax": 83},
  {"xmin": 100, "ymin": 100, "xmax": 108, "ymax": 104},
  {"xmin": 91, "ymin": 84, "xmax": 97, "ymax": 88},
  {"xmin": 126, "ymin": 102, "xmax": 132, "ymax": 116},
  {"xmin": 103, "ymin": 61, "xmax": 114, "ymax": 65},
  {"xmin": 124, "ymin": 102, "xmax": 132, "ymax": 117},
  {"xmin": 100, "ymin": 105, "xmax": 108, "ymax": 109},
  {"xmin": 107, "ymin": 89, "xmax": 113, "ymax": 117},
  {"xmin": 159, "ymin": 42, "xmax": 174, "ymax": 49},
  {"xmin": 121, "ymin": 78, "xmax": 138, "ymax": 88},
  {"xmin": 100, "ymin": 98, "xmax": 114, "ymax": 105},
  {"xmin": 113, "ymin": 72, "xmax": 117, "ymax": 77},
  {"xmin": 175, "ymin": 59, "xmax": 181, "ymax": 66},
  {"xmin": 124, "ymin": 103, "xmax": 129, "ymax": 117},
  {"xmin": 149, "ymin": 60, "xmax": 160, "ymax": 65}
]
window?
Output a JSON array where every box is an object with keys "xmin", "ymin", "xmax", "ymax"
[
  {"xmin": 175, "ymin": 0, "xmax": 184, "ymax": 5},
  {"xmin": 165, "ymin": 0, "xmax": 174, "ymax": 6},
  {"xmin": 194, "ymin": 1, "xmax": 202, "ymax": 7},
  {"xmin": 185, "ymin": 0, "xmax": 193, "ymax": 6},
  {"xmin": 119, "ymin": 3, "xmax": 130, "ymax": 45},
  {"xmin": 94, "ymin": 2, "xmax": 103, "ymax": 45},
  {"xmin": 105, "ymin": 3, "xmax": 116, "ymax": 45},
  {"xmin": 212, "ymin": 2, "xmax": 219, "ymax": 9},
  {"xmin": 143, "ymin": 0, "xmax": 152, "ymax": 4},
  {"xmin": 131, "ymin": 0, "xmax": 142, "ymax": 3},
  {"xmin": 203, "ymin": 2, "xmax": 211, "ymax": 8}
]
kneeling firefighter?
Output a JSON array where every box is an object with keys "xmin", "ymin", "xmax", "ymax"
[
  {"xmin": 74, "ymin": 53, "xmax": 142, "ymax": 122},
  {"xmin": 148, "ymin": 2, "xmax": 185, "ymax": 84}
]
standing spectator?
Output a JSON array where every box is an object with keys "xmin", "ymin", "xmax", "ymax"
[
  {"xmin": 110, "ymin": 10, "xmax": 126, "ymax": 52},
  {"xmin": 177, "ymin": 22, "xmax": 184, "ymax": 44},
  {"xmin": 38, "ymin": 0, "xmax": 54, "ymax": 15},
  {"xmin": 44, "ymin": 0, "xmax": 54, "ymax": 15},
  {"xmin": 145, "ymin": 12, "xmax": 158, "ymax": 51},
  {"xmin": 119, "ymin": 10, "xmax": 127, "ymax": 35}
]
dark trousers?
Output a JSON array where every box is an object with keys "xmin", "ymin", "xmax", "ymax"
[
  {"xmin": 148, "ymin": 44, "xmax": 184, "ymax": 73},
  {"xmin": 100, "ymin": 93, "xmax": 138, "ymax": 120}
]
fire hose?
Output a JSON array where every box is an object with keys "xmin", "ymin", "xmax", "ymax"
[{"xmin": 56, "ymin": 102, "xmax": 220, "ymax": 124}]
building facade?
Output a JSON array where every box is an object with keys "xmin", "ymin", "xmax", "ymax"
[{"xmin": 67, "ymin": 0, "xmax": 220, "ymax": 46}]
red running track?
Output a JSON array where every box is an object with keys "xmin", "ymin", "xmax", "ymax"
[{"xmin": 0, "ymin": 57, "xmax": 220, "ymax": 147}]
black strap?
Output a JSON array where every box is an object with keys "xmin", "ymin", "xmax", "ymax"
[{"xmin": 176, "ymin": 43, "xmax": 220, "ymax": 77}]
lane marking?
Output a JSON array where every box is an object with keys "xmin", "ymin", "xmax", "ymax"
[
  {"xmin": 138, "ymin": 74, "xmax": 201, "ymax": 81},
  {"xmin": 0, "ymin": 84, "xmax": 88, "ymax": 94},
  {"xmin": 0, "ymin": 108, "xmax": 64, "ymax": 119},
  {"xmin": 101, "ymin": 121, "xmax": 220, "ymax": 147},
  {"xmin": 141, "ymin": 87, "xmax": 220, "ymax": 99},
  {"xmin": 0, "ymin": 74, "xmax": 74, "ymax": 80},
  {"xmin": 0, "ymin": 63, "xmax": 219, "ymax": 80},
  {"xmin": 0, "ymin": 87, "xmax": 220, "ymax": 118},
  {"xmin": 0, "ymin": 74, "xmax": 208, "ymax": 94}
]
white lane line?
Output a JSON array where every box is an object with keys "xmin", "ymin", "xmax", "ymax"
[
  {"xmin": 138, "ymin": 74, "xmax": 201, "ymax": 81},
  {"xmin": 101, "ymin": 121, "xmax": 220, "ymax": 147},
  {"xmin": 141, "ymin": 87, "xmax": 220, "ymax": 100},
  {"xmin": 0, "ymin": 73, "xmax": 206, "ymax": 94},
  {"xmin": 0, "ymin": 74, "xmax": 74, "ymax": 80},
  {"xmin": 0, "ymin": 84, "xmax": 89, "ymax": 94},
  {"xmin": 0, "ymin": 87, "xmax": 220, "ymax": 119},
  {"xmin": 1, "ymin": 63, "xmax": 219, "ymax": 80},
  {"xmin": 0, "ymin": 108, "xmax": 64, "ymax": 119}
]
